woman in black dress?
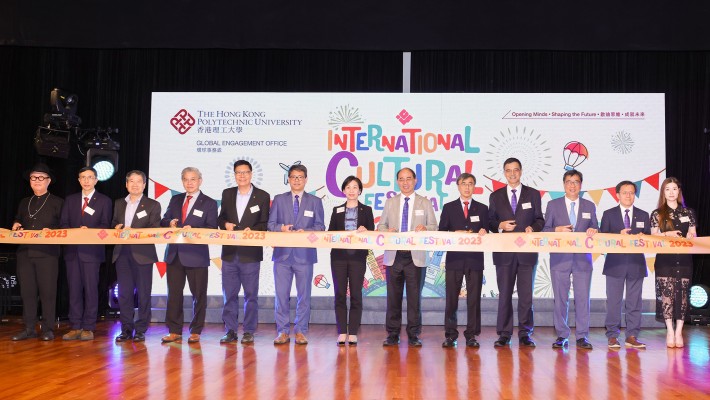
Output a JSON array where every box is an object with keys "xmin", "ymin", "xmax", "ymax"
[
  {"xmin": 328, "ymin": 176, "xmax": 374, "ymax": 346},
  {"xmin": 650, "ymin": 177, "xmax": 697, "ymax": 348}
]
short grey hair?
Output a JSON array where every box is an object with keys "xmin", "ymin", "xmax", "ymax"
[{"xmin": 181, "ymin": 167, "xmax": 202, "ymax": 179}]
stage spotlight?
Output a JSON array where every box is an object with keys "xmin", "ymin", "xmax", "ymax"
[
  {"xmin": 45, "ymin": 88, "xmax": 82, "ymax": 130},
  {"xmin": 688, "ymin": 284, "xmax": 710, "ymax": 325},
  {"xmin": 86, "ymin": 148, "xmax": 119, "ymax": 181},
  {"xmin": 34, "ymin": 126, "xmax": 71, "ymax": 158}
]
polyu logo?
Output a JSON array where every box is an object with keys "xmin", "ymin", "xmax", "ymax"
[{"xmin": 170, "ymin": 109, "xmax": 195, "ymax": 135}]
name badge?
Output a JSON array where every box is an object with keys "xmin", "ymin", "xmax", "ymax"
[
  {"xmin": 193, "ymin": 209, "xmax": 203, "ymax": 217},
  {"xmin": 304, "ymin": 210, "xmax": 314, "ymax": 218},
  {"xmin": 250, "ymin": 205, "xmax": 260, "ymax": 213},
  {"xmin": 582, "ymin": 212, "xmax": 591, "ymax": 219},
  {"xmin": 636, "ymin": 221, "xmax": 644, "ymax": 228},
  {"xmin": 471, "ymin": 216, "xmax": 480, "ymax": 222},
  {"xmin": 84, "ymin": 206, "xmax": 95, "ymax": 215},
  {"xmin": 336, "ymin": 207, "xmax": 345, "ymax": 213},
  {"xmin": 680, "ymin": 216, "xmax": 690, "ymax": 223},
  {"xmin": 415, "ymin": 210, "xmax": 424, "ymax": 216},
  {"xmin": 136, "ymin": 210, "xmax": 147, "ymax": 219},
  {"xmin": 522, "ymin": 202, "xmax": 532, "ymax": 210}
]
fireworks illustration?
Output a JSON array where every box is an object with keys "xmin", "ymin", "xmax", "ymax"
[
  {"xmin": 223, "ymin": 156, "xmax": 264, "ymax": 188},
  {"xmin": 533, "ymin": 259, "xmax": 553, "ymax": 298},
  {"xmin": 328, "ymin": 104, "xmax": 364, "ymax": 130},
  {"xmin": 485, "ymin": 126, "xmax": 552, "ymax": 188},
  {"xmin": 610, "ymin": 130, "xmax": 634, "ymax": 154}
]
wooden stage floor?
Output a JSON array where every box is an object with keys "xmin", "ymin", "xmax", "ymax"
[{"xmin": 1, "ymin": 319, "xmax": 709, "ymax": 399}]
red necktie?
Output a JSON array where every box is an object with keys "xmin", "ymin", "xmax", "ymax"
[
  {"xmin": 181, "ymin": 195, "xmax": 193, "ymax": 223},
  {"xmin": 463, "ymin": 201, "xmax": 469, "ymax": 219},
  {"xmin": 82, "ymin": 197, "xmax": 89, "ymax": 216}
]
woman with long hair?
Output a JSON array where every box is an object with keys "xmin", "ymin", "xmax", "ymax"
[{"xmin": 650, "ymin": 177, "xmax": 697, "ymax": 348}]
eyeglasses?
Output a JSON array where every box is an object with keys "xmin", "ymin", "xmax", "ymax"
[
  {"xmin": 619, "ymin": 191, "xmax": 635, "ymax": 196},
  {"xmin": 79, "ymin": 176, "xmax": 96, "ymax": 181},
  {"xmin": 564, "ymin": 180, "xmax": 581, "ymax": 186},
  {"xmin": 289, "ymin": 175, "xmax": 306, "ymax": 181},
  {"xmin": 29, "ymin": 175, "xmax": 49, "ymax": 182},
  {"xmin": 235, "ymin": 171, "xmax": 252, "ymax": 176}
]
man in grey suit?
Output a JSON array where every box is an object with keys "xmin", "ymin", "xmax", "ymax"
[
  {"xmin": 543, "ymin": 169, "xmax": 598, "ymax": 350},
  {"xmin": 599, "ymin": 181, "xmax": 651, "ymax": 349},
  {"xmin": 378, "ymin": 168, "xmax": 437, "ymax": 347}
]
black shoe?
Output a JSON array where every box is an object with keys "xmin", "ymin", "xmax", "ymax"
[
  {"xmin": 115, "ymin": 330, "xmax": 133, "ymax": 342},
  {"xmin": 241, "ymin": 332, "xmax": 254, "ymax": 344},
  {"xmin": 494, "ymin": 336, "xmax": 511, "ymax": 347},
  {"xmin": 383, "ymin": 336, "xmax": 400, "ymax": 346},
  {"xmin": 220, "ymin": 330, "xmax": 238, "ymax": 344},
  {"xmin": 466, "ymin": 337, "xmax": 480, "ymax": 348},
  {"xmin": 11, "ymin": 330, "xmax": 37, "ymax": 341},
  {"xmin": 552, "ymin": 337, "xmax": 569, "ymax": 349},
  {"xmin": 442, "ymin": 338, "xmax": 457, "ymax": 348},
  {"xmin": 408, "ymin": 336, "xmax": 423, "ymax": 347},
  {"xmin": 39, "ymin": 331, "xmax": 54, "ymax": 341},
  {"xmin": 133, "ymin": 332, "xmax": 146, "ymax": 342},
  {"xmin": 519, "ymin": 336, "xmax": 536, "ymax": 347},
  {"xmin": 576, "ymin": 338, "xmax": 593, "ymax": 350}
]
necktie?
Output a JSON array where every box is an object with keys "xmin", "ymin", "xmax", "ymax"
[
  {"xmin": 81, "ymin": 197, "xmax": 89, "ymax": 216},
  {"xmin": 624, "ymin": 209, "xmax": 631, "ymax": 229},
  {"xmin": 510, "ymin": 189, "xmax": 518, "ymax": 215},
  {"xmin": 401, "ymin": 197, "xmax": 410, "ymax": 232},
  {"xmin": 181, "ymin": 195, "xmax": 193, "ymax": 223},
  {"xmin": 569, "ymin": 202, "xmax": 577, "ymax": 229},
  {"xmin": 293, "ymin": 195, "xmax": 300, "ymax": 222},
  {"xmin": 463, "ymin": 201, "xmax": 469, "ymax": 219}
]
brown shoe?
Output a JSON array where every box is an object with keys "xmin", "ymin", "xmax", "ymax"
[
  {"xmin": 295, "ymin": 333, "xmax": 308, "ymax": 345},
  {"xmin": 80, "ymin": 330, "xmax": 95, "ymax": 341},
  {"xmin": 62, "ymin": 330, "xmax": 83, "ymax": 340},
  {"xmin": 161, "ymin": 333, "xmax": 182, "ymax": 343},
  {"xmin": 625, "ymin": 336, "xmax": 646, "ymax": 348},
  {"xmin": 607, "ymin": 337, "xmax": 621, "ymax": 349},
  {"xmin": 187, "ymin": 333, "xmax": 200, "ymax": 343},
  {"xmin": 273, "ymin": 333, "xmax": 290, "ymax": 345}
]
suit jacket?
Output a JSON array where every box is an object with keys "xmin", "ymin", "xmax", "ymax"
[
  {"xmin": 160, "ymin": 192, "xmax": 218, "ymax": 268},
  {"xmin": 377, "ymin": 193, "xmax": 438, "ymax": 267},
  {"xmin": 488, "ymin": 185, "xmax": 545, "ymax": 266},
  {"xmin": 328, "ymin": 201, "xmax": 375, "ymax": 262},
  {"xmin": 542, "ymin": 197, "xmax": 599, "ymax": 272},
  {"xmin": 267, "ymin": 191, "xmax": 325, "ymax": 264},
  {"xmin": 599, "ymin": 205, "xmax": 650, "ymax": 278},
  {"xmin": 218, "ymin": 185, "xmax": 271, "ymax": 263},
  {"xmin": 111, "ymin": 195, "xmax": 162, "ymax": 264},
  {"xmin": 14, "ymin": 193, "xmax": 64, "ymax": 258},
  {"xmin": 438, "ymin": 198, "xmax": 489, "ymax": 271},
  {"xmin": 60, "ymin": 191, "xmax": 112, "ymax": 262}
]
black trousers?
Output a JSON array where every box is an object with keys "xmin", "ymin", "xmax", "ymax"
[
  {"xmin": 115, "ymin": 247, "xmax": 153, "ymax": 334},
  {"xmin": 16, "ymin": 250, "xmax": 58, "ymax": 333},
  {"xmin": 331, "ymin": 256, "xmax": 367, "ymax": 335},
  {"xmin": 444, "ymin": 267, "xmax": 483, "ymax": 340},
  {"xmin": 495, "ymin": 257, "xmax": 535, "ymax": 338},
  {"xmin": 166, "ymin": 256, "xmax": 208, "ymax": 335},
  {"xmin": 385, "ymin": 251, "xmax": 424, "ymax": 338}
]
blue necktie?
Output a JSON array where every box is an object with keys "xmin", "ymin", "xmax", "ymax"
[
  {"xmin": 293, "ymin": 195, "xmax": 299, "ymax": 223},
  {"xmin": 511, "ymin": 189, "xmax": 518, "ymax": 215},
  {"xmin": 401, "ymin": 197, "xmax": 410, "ymax": 232},
  {"xmin": 624, "ymin": 209, "xmax": 631, "ymax": 229},
  {"xmin": 569, "ymin": 202, "xmax": 577, "ymax": 229}
]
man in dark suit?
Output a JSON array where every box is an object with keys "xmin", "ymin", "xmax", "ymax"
[
  {"xmin": 488, "ymin": 157, "xmax": 544, "ymax": 348},
  {"xmin": 543, "ymin": 169, "xmax": 598, "ymax": 350},
  {"xmin": 439, "ymin": 173, "xmax": 488, "ymax": 348},
  {"xmin": 600, "ymin": 180, "xmax": 651, "ymax": 349},
  {"xmin": 378, "ymin": 167, "xmax": 438, "ymax": 347},
  {"xmin": 60, "ymin": 166, "xmax": 112, "ymax": 341},
  {"xmin": 11, "ymin": 164, "xmax": 64, "ymax": 341},
  {"xmin": 267, "ymin": 164, "xmax": 325, "ymax": 345},
  {"xmin": 112, "ymin": 170, "xmax": 162, "ymax": 343},
  {"xmin": 217, "ymin": 160, "xmax": 270, "ymax": 344},
  {"xmin": 160, "ymin": 167, "xmax": 218, "ymax": 343}
]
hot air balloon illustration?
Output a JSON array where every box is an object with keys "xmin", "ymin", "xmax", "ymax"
[
  {"xmin": 562, "ymin": 141, "xmax": 589, "ymax": 170},
  {"xmin": 313, "ymin": 274, "xmax": 331, "ymax": 289}
]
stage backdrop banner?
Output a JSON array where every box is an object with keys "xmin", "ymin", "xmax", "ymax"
[{"xmin": 149, "ymin": 93, "xmax": 665, "ymax": 299}]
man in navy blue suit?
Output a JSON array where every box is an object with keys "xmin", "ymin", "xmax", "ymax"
[
  {"xmin": 267, "ymin": 164, "xmax": 325, "ymax": 345},
  {"xmin": 600, "ymin": 181, "xmax": 651, "ymax": 349},
  {"xmin": 543, "ymin": 169, "xmax": 598, "ymax": 350},
  {"xmin": 160, "ymin": 167, "xmax": 218, "ymax": 343},
  {"xmin": 60, "ymin": 166, "xmax": 112, "ymax": 341}
]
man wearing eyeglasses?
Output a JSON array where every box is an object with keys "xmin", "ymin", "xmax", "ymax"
[
  {"xmin": 217, "ymin": 160, "xmax": 270, "ymax": 344},
  {"xmin": 542, "ymin": 169, "xmax": 598, "ymax": 350},
  {"xmin": 59, "ymin": 166, "xmax": 112, "ymax": 341},
  {"xmin": 267, "ymin": 164, "xmax": 325, "ymax": 345},
  {"xmin": 11, "ymin": 164, "xmax": 64, "ymax": 341}
]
